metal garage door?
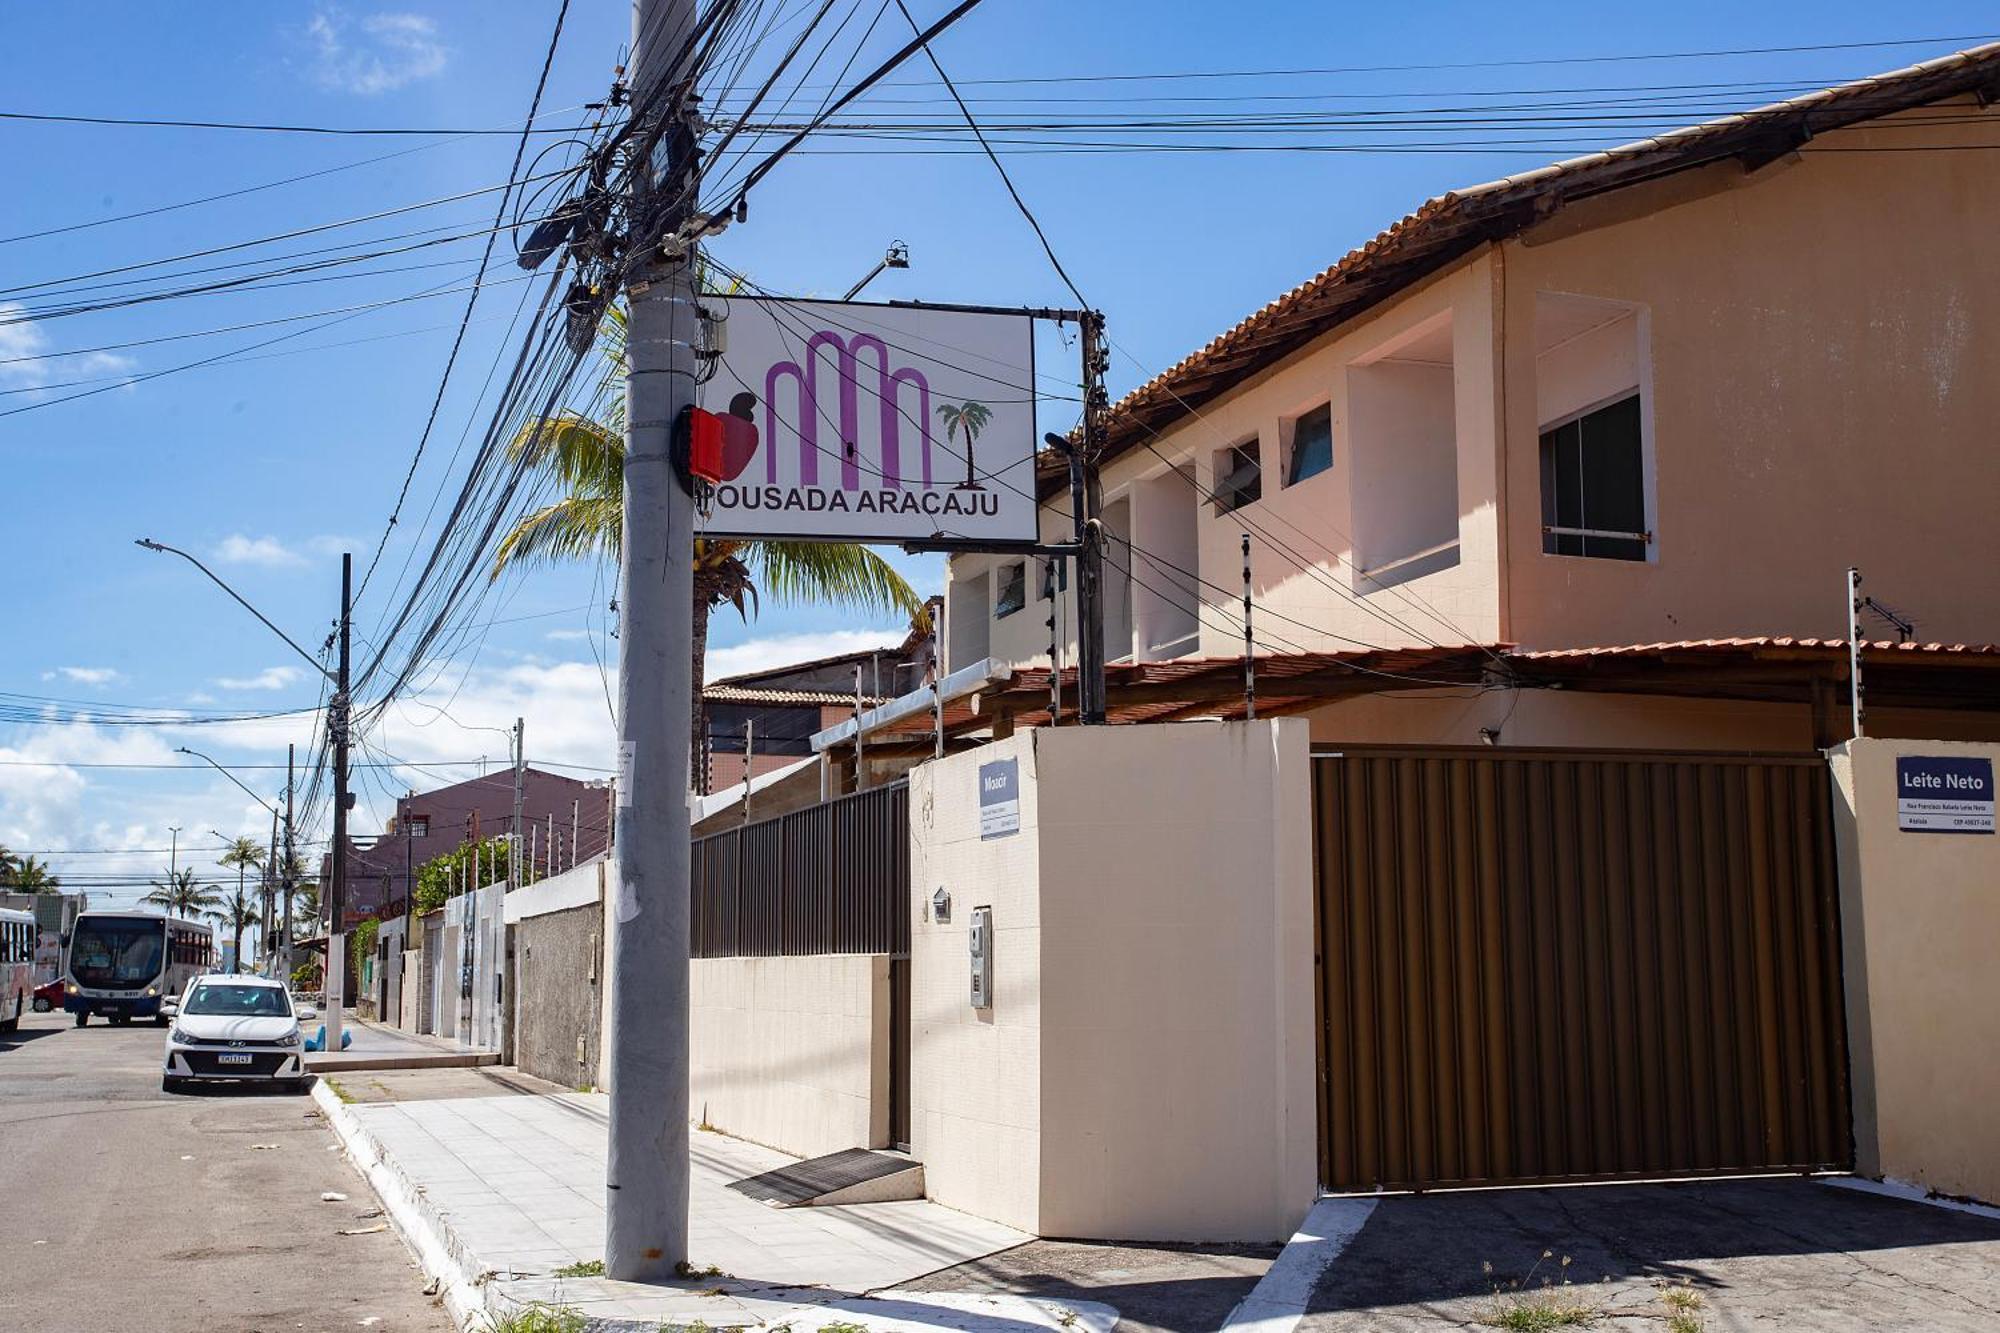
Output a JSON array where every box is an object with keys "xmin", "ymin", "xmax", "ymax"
[{"xmin": 1313, "ymin": 748, "xmax": 1852, "ymax": 1191}]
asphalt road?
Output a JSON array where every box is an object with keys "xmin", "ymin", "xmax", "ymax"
[{"xmin": 0, "ymin": 1009, "xmax": 451, "ymax": 1333}]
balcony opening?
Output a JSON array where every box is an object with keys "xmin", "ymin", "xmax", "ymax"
[{"xmin": 1348, "ymin": 312, "xmax": 1460, "ymax": 589}]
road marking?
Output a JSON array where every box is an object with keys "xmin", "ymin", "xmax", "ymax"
[{"xmin": 1220, "ymin": 1197, "xmax": 1377, "ymax": 1333}]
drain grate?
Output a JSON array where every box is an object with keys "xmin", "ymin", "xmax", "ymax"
[{"xmin": 726, "ymin": 1147, "xmax": 913, "ymax": 1206}]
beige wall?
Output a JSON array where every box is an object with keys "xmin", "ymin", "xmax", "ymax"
[
  {"xmin": 1500, "ymin": 103, "xmax": 2000, "ymax": 650},
  {"xmin": 1830, "ymin": 737, "xmax": 2000, "ymax": 1205},
  {"xmin": 909, "ymin": 730, "xmax": 1046, "ymax": 1233},
  {"xmin": 909, "ymin": 721, "xmax": 1318, "ymax": 1241},
  {"xmin": 688, "ymin": 953, "xmax": 890, "ymax": 1161}
]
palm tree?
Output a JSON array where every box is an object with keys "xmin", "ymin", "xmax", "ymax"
[
  {"xmin": 211, "ymin": 886, "xmax": 259, "ymax": 974},
  {"xmin": 8, "ymin": 855, "xmax": 60, "ymax": 893},
  {"xmin": 937, "ymin": 399, "xmax": 992, "ymax": 491},
  {"xmin": 217, "ymin": 837, "xmax": 266, "ymax": 963},
  {"xmin": 143, "ymin": 868, "xmax": 221, "ymax": 919},
  {"xmin": 0, "ymin": 844, "xmax": 18, "ymax": 883},
  {"xmin": 493, "ymin": 305, "xmax": 928, "ymax": 792}
]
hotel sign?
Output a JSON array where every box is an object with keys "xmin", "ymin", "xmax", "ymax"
[
  {"xmin": 698, "ymin": 297, "xmax": 1039, "ymax": 543},
  {"xmin": 1895, "ymin": 755, "xmax": 1995, "ymax": 834}
]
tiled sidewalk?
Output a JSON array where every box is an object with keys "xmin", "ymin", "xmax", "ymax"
[
  {"xmin": 328, "ymin": 1084, "xmax": 1105, "ymax": 1330},
  {"xmin": 352, "ymin": 1091, "xmax": 1027, "ymax": 1288}
]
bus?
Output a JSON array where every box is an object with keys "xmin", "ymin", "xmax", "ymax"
[
  {"xmin": 1, "ymin": 907, "xmax": 34, "ymax": 1031},
  {"xmin": 63, "ymin": 911, "xmax": 213, "ymax": 1026}
]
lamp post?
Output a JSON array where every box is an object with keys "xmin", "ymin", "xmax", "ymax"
[{"xmin": 141, "ymin": 537, "xmax": 350, "ymax": 1054}]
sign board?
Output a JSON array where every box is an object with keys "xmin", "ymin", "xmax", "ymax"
[
  {"xmin": 699, "ymin": 297, "xmax": 1039, "ymax": 542},
  {"xmin": 979, "ymin": 758, "xmax": 1020, "ymax": 840},
  {"xmin": 1896, "ymin": 755, "xmax": 1995, "ymax": 834}
]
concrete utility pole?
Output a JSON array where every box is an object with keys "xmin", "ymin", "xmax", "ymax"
[
  {"xmin": 607, "ymin": 0, "xmax": 697, "ymax": 1280},
  {"xmin": 283, "ymin": 744, "xmax": 296, "ymax": 984},
  {"xmin": 168, "ymin": 826, "xmax": 183, "ymax": 886},
  {"xmin": 326, "ymin": 552, "xmax": 353, "ymax": 1056}
]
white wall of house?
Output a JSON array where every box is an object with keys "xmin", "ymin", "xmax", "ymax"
[
  {"xmin": 909, "ymin": 719, "xmax": 1318, "ymax": 1241},
  {"xmin": 689, "ymin": 953, "xmax": 891, "ymax": 1160}
]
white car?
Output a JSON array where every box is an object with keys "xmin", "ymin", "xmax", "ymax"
[{"xmin": 161, "ymin": 974, "xmax": 316, "ymax": 1094}]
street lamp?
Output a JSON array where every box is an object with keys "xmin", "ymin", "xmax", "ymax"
[
  {"xmin": 140, "ymin": 536, "xmax": 352, "ymax": 1053},
  {"xmin": 843, "ymin": 240, "xmax": 910, "ymax": 301}
]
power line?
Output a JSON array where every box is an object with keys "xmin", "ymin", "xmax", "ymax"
[
  {"xmin": 354, "ymin": 0, "xmax": 577, "ymax": 606},
  {"xmin": 0, "ymin": 109, "xmax": 597, "ymax": 136}
]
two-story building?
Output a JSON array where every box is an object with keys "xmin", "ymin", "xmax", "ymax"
[{"xmin": 942, "ymin": 43, "xmax": 2000, "ymax": 753}]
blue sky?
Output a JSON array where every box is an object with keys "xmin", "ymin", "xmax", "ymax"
[{"xmin": 2, "ymin": 2, "xmax": 1994, "ymax": 910}]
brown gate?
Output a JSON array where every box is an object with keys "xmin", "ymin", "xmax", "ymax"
[{"xmin": 1313, "ymin": 748, "xmax": 1851, "ymax": 1192}]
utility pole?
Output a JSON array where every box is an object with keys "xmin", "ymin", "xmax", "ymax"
[
  {"xmin": 607, "ymin": 0, "xmax": 697, "ymax": 1280},
  {"xmin": 264, "ymin": 805, "xmax": 280, "ymax": 974},
  {"xmin": 1078, "ymin": 311, "xmax": 1109, "ymax": 723},
  {"xmin": 168, "ymin": 826, "xmax": 183, "ymax": 886},
  {"xmin": 326, "ymin": 552, "xmax": 353, "ymax": 1056},
  {"xmin": 283, "ymin": 745, "xmax": 295, "ymax": 984}
]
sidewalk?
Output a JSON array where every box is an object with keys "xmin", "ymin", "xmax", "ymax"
[
  {"xmin": 305, "ymin": 1012, "xmax": 500, "ymax": 1073},
  {"xmin": 316, "ymin": 1070, "xmax": 1116, "ymax": 1332}
]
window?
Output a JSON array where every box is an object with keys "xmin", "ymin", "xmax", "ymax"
[
  {"xmin": 407, "ymin": 816, "xmax": 430, "ymax": 838},
  {"xmin": 1285, "ymin": 403, "xmax": 1333, "ymax": 485},
  {"xmin": 1540, "ymin": 393, "xmax": 1647, "ymax": 560},
  {"xmin": 1038, "ymin": 556, "xmax": 1067, "ymax": 599},
  {"xmin": 1213, "ymin": 440, "xmax": 1262, "ymax": 514},
  {"xmin": 994, "ymin": 562, "xmax": 1027, "ymax": 619}
]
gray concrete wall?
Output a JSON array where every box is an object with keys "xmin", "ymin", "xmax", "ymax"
[{"xmin": 514, "ymin": 900, "xmax": 605, "ymax": 1090}]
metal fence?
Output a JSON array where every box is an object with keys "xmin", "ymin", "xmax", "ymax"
[{"xmin": 692, "ymin": 780, "xmax": 909, "ymax": 958}]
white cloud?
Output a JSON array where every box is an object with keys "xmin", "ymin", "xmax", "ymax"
[
  {"xmin": 214, "ymin": 534, "xmax": 306, "ymax": 568},
  {"xmin": 544, "ymin": 628, "xmax": 598, "ymax": 643},
  {"xmin": 214, "ymin": 666, "xmax": 304, "ymax": 692},
  {"xmin": 706, "ymin": 629, "xmax": 906, "ymax": 682},
  {"xmin": 40, "ymin": 666, "xmax": 122, "ymax": 686},
  {"xmin": 307, "ymin": 9, "xmax": 448, "ymax": 95},
  {"xmin": 0, "ymin": 302, "xmax": 136, "ymax": 396}
]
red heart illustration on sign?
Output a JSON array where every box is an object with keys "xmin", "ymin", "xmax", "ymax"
[{"xmin": 719, "ymin": 392, "xmax": 759, "ymax": 481}]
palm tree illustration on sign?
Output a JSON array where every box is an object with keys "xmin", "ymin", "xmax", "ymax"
[{"xmin": 937, "ymin": 400, "xmax": 992, "ymax": 490}]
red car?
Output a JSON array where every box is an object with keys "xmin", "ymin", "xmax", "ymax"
[{"xmin": 31, "ymin": 978, "xmax": 63, "ymax": 1013}]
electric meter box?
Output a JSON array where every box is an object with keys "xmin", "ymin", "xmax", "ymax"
[{"xmin": 968, "ymin": 905, "xmax": 992, "ymax": 1009}]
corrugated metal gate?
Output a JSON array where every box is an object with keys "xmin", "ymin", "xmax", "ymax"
[{"xmin": 1313, "ymin": 748, "xmax": 1852, "ymax": 1192}]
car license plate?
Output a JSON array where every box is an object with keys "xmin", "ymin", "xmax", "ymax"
[{"xmin": 217, "ymin": 1052, "xmax": 254, "ymax": 1065}]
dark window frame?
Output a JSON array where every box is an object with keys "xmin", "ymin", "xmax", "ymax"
[
  {"xmin": 1214, "ymin": 439, "xmax": 1263, "ymax": 515},
  {"xmin": 1538, "ymin": 391, "xmax": 1649, "ymax": 562},
  {"xmin": 1285, "ymin": 402, "xmax": 1334, "ymax": 486},
  {"xmin": 994, "ymin": 561, "xmax": 1028, "ymax": 619}
]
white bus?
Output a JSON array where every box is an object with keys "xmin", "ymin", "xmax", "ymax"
[
  {"xmin": 0, "ymin": 907, "xmax": 34, "ymax": 1030},
  {"xmin": 63, "ymin": 911, "xmax": 213, "ymax": 1026}
]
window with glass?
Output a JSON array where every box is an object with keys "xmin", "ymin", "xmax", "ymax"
[
  {"xmin": 1285, "ymin": 403, "xmax": 1333, "ymax": 485},
  {"xmin": 1214, "ymin": 440, "xmax": 1262, "ymax": 514},
  {"xmin": 1539, "ymin": 393, "xmax": 1647, "ymax": 560},
  {"xmin": 994, "ymin": 562, "xmax": 1027, "ymax": 619}
]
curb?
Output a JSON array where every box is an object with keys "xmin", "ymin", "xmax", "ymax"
[
  {"xmin": 1219, "ymin": 1197, "xmax": 1377, "ymax": 1333},
  {"xmin": 313, "ymin": 1079, "xmax": 493, "ymax": 1331}
]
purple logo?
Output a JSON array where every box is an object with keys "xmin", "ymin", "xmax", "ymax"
[{"xmin": 764, "ymin": 329, "xmax": 936, "ymax": 490}]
